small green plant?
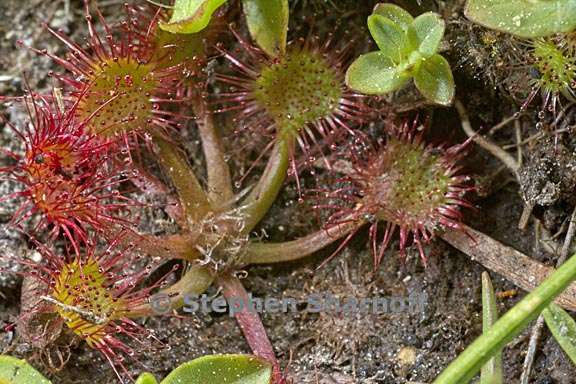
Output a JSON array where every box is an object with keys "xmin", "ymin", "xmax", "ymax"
[
  {"xmin": 465, "ymin": 0, "xmax": 576, "ymax": 38},
  {"xmin": 345, "ymin": 3, "xmax": 455, "ymax": 105}
]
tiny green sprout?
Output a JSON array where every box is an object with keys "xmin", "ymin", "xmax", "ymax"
[
  {"xmin": 345, "ymin": 3, "xmax": 455, "ymax": 105},
  {"xmin": 465, "ymin": 0, "xmax": 576, "ymax": 38}
]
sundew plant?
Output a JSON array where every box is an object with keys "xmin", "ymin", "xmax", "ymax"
[{"xmin": 1, "ymin": 1, "xmax": 576, "ymax": 384}]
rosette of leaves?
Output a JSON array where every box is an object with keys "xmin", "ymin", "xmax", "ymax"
[{"xmin": 345, "ymin": 3, "xmax": 455, "ymax": 106}]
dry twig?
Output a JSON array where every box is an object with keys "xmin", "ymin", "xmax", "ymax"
[{"xmin": 441, "ymin": 225, "xmax": 576, "ymax": 311}]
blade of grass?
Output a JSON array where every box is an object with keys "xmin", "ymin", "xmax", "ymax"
[
  {"xmin": 543, "ymin": 303, "xmax": 576, "ymax": 365},
  {"xmin": 433, "ymin": 252, "xmax": 576, "ymax": 384},
  {"xmin": 480, "ymin": 272, "xmax": 503, "ymax": 384}
]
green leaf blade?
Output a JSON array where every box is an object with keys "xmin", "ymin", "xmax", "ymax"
[
  {"xmin": 345, "ymin": 51, "xmax": 410, "ymax": 95},
  {"xmin": 433, "ymin": 251, "xmax": 576, "ymax": 384},
  {"xmin": 242, "ymin": 0, "xmax": 289, "ymax": 57},
  {"xmin": 367, "ymin": 14, "xmax": 410, "ymax": 63},
  {"xmin": 480, "ymin": 273, "xmax": 504, "ymax": 384},
  {"xmin": 161, "ymin": 354, "xmax": 272, "ymax": 384},
  {"xmin": 409, "ymin": 12, "xmax": 445, "ymax": 58},
  {"xmin": 159, "ymin": 0, "xmax": 226, "ymax": 34},
  {"xmin": 0, "ymin": 356, "xmax": 51, "ymax": 384},
  {"xmin": 465, "ymin": 0, "xmax": 576, "ymax": 38},
  {"xmin": 543, "ymin": 303, "xmax": 576, "ymax": 365},
  {"xmin": 413, "ymin": 54, "xmax": 455, "ymax": 105},
  {"xmin": 372, "ymin": 3, "xmax": 414, "ymax": 32}
]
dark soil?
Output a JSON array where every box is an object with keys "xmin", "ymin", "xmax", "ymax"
[{"xmin": 1, "ymin": 1, "xmax": 576, "ymax": 383}]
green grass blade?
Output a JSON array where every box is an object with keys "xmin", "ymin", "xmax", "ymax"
[
  {"xmin": 543, "ymin": 303, "xmax": 576, "ymax": 365},
  {"xmin": 433, "ymin": 252, "xmax": 576, "ymax": 384},
  {"xmin": 480, "ymin": 272, "xmax": 504, "ymax": 384}
]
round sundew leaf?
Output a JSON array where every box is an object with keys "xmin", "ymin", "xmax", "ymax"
[
  {"xmin": 372, "ymin": 3, "xmax": 414, "ymax": 32},
  {"xmin": 252, "ymin": 49, "xmax": 342, "ymax": 131},
  {"xmin": 160, "ymin": 354, "xmax": 272, "ymax": 384},
  {"xmin": 159, "ymin": 0, "xmax": 227, "ymax": 34},
  {"xmin": 465, "ymin": 0, "xmax": 576, "ymax": 38},
  {"xmin": 0, "ymin": 356, "xmax": 51, "ymax": 384},
  {"xmin": 367, "ymin": 14, "xmax": 410, "ymax": 63},
  {"xmin": 543, "ymin": 303, "xmax": 576, "ymax": 365},
  {"xmin": 346, "ymin": 51, "xmax": 411, "ymax": 95},
  {"xmin": 242, "ymin": 0, "xmax": 289, "ymax": 57},
  {"xmin": 408, "ymin": 12, "xmax": 445, "ymax": 58},
  {"xmin": 413, "ymin": 54, "xmax": 455, "ymax": 106},
  {"xmin": 136, "ymin": 373, "xmax": 159, "ymax": 384}
]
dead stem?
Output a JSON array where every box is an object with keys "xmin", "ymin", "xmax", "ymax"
[
  {"xmin": 488, "ymin": 113, "xmax": 521, "ymax": 135},
  {"xmin": 455, "ymin": 100, "xmax": 533, "ymax": 231},
  {"xmin": 514, "ymin": 119, "xmax": 523, "ymax": 167},
  {"xmin": 559, "ymin": 206, "xmax": 576, "ymax": 265},
  {"xmin": 518, "ymin": 202, "xmax": 534, "ymax": 230},
  {"xmin": 519, "ymin": 315, "xmax": 544, "ymax": 384},
  {"xmin": 441, "ymin": 225, "xmax": 576, "ymax": 311},
  {"xmin": 502, "ymin": 132, "xmax": 544, "ymax": 149},
  {"xmin": 40, "ymin": 296, "xmax": 107, "ymax": 325}
]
